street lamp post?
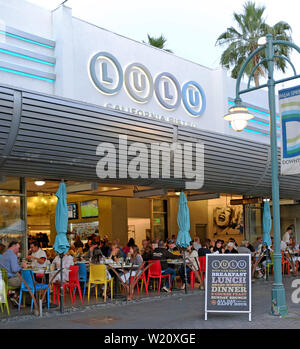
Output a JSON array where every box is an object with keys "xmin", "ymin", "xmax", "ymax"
[{"xmin": 225, "ymin": 34, "xmax": 300, "ymax": 316}]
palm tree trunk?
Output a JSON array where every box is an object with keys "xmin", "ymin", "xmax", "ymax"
[{"xmin": 253, "ymin": 53, "xmax": 260, "ymax": 87}]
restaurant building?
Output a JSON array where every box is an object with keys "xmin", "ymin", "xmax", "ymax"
[{"xmin": 1, "ymin": 0, "xmax": 300, "ymax": 254}]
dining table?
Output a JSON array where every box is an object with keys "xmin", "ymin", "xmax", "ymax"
[{"xmin": 106, "ymin": 262, "xmax": 141, "ymax": 299}]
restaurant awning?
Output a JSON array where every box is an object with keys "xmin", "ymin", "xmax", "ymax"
[{"xmin": 1, "ymin": 83, "xmax": 300, "ymax": 199}]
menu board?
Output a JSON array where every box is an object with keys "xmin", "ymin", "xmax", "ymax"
[
  {"xmin": 68, "ymin": 221, "xmax": 99, "ymax": 240},
  {"xmin": 205, "ymin": 254, "xmax": 251, "ymax": 321}
]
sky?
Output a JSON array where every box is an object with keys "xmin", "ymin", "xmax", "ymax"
[{"xmin": 27, "ymin": 0, "xmax": 300, "ymax": 86}]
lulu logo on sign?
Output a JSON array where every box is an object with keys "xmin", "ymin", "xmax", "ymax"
[{"xmin": 89, "ymin": 52, "xmax": 206, "ymax": 117}]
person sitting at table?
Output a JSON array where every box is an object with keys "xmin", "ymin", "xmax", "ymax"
[
  {"xmin": 83, "ymin": 240, "xmax": 99, "ymax": 260},
  {"xmin": 100, "ymin": 239, "xmax": 111, "ymax": 257},
  {"xmin": 212, "ymin": 239, "xmax": 225, "ymax": 254},
  {"xmin": 122, "ymin": 238, "xmax": 136, "ymax": 256},
  {"xmin": 0, "ymin": 243, "xmax": 6, "ymax": 261},
  {"xmin": 120, "ymin": 245, "xmax": 143, "ymax": 284},
  {"xmin": 142, "ymin": 242, "xmax": 153, "ymax": 262},
  {"xmin": 209, "ymin": 240, "xmax": 215, "ymax": 252},
  {"xmin": 198, "ymin": 240, "xmax": 211, "ymax": 257},
  {"xmin": 83, "ymin": 238, "xmax": 93, "ymax": 253},
  {"xmin": 74, "ymin": 235, "xmax": 84, "ymax": 249},
  {"xmin": 46, "ymin": 248, "xmax": 57, "ymax": 262},
  {"xmin": 90, "ymin": 242, "xmax": 105, "ymax": 264},
  {"xmin": 287, "ymin": 238, "xmax": 300, "ymax": 265},
  {"xmin": 167, "ymin": 240, "xmax": 180, "ymax": 255},
  {"xmin": 26, "ymin": 240, "xmax": 47, "ymax": 267},
  {"xmin": 109, "ymin": 244, "xmax": 126, "ymax": 262},
  {"xmin": 151, "ymin": 239, "xmax": 159, "ymax": 250},
  {"xmin": 152, "ymin": 240, "xmax": 181, "ymax": 293},
  {"xmin": 88, "ymin": 244, "xmax": 112, "ymax": 290},
  {"xmin": 179, "ymin": 242, "xmax": 199, "ymax": 290},
  {"xmin": 141, "ymin": 239, "xmax": 149, "ymax": 254},
  {"xmin": 224, "ymin": 242, "xmax": 238, "ymax": 254},
  {"xmin": 228, "ymin": 237, "xmax": 238, "ymax": 248},
  {"xmin": 51, "ymin": 250, "xmax": 74, "ymax": 283},
  {"xmin": 237, "ymin": 240, "xmax": 252, "ymax": 254},
  {"xmin": 0, "ymin": 241, "xmax": 27, "ymax": 305},
  {"xmin": 193, "ymin": 237, "xmax": 201, "ymax": 251},
  {"xmin": 67, "ymin": 244, "xmax": 77, "ymax": 259}
]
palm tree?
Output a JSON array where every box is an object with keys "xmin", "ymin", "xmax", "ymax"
[
  {"xmin": 144, "ymin": 34, "xmax": 173, "ymax": 53},
  {"xmin": 216, "ymin": 1, "xmax": 292, "ymax": 86}
]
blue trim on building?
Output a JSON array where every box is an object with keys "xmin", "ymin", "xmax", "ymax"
[
  {"xmin": 0, "ymin": 66, "xmax": 54, "ymax": 82},
  {"xmin": 0, "ymin": 48, "xmax": 54, "ymax": 66},
  {"xmin": 0, "ymin": 30, "xmax": 55, "ymax": 49}
]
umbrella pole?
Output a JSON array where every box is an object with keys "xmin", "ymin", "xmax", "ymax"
[
  {"xmin": 183, "ymin": 249, "xmax": 188, "ymax": 294},
  {"xmin": 59, "ymin": 253, "xmax": 64, "ymax": 313}
]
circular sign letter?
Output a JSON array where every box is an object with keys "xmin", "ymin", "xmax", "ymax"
[
  {"xmin": 154, "ymin": 72, "xmax": 181, "ymax": 110},
  {"xmin": 182, "ymin": 81, "xmax": 206, "ymax": 117},
  {"xmin": 89, "ymin": 52, "xmax": 123, "ymax": 95},
  {"xmin": 124, "ymin": 63, "xmax": 153, "ymax": 103}
]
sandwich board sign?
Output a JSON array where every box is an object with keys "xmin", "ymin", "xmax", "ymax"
[{"xmin": 205, "ymin": 254, "xmax": 251, "ymax": 321}]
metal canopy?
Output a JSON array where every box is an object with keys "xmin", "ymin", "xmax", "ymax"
[{"xmin": 0, "ymin": 84, "xmax": 300, "ymax": 199}]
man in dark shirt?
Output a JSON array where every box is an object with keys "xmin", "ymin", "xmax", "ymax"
[
  {"xmin": 151, "ymin": 240, "xmax": 180, "ymax": 292},
  {"xmin": 224, "ymin": 242, "xmax": 238, "ymax": 254},
  {"xmin": 167, "ymin": 240, "xmax": 179, "ymax": 254},
  {"xmin": 198, "ymin": 241, "xmax": 211, "ymax": 257}
]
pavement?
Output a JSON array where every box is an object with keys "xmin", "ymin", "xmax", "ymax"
[{"xmin": 1, "ymin": 274, "xmax": 300, "ymax": 329}]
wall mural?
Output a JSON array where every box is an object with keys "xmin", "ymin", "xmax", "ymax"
[{"xmin": 213, "ymin": 205, "xmax": 243, "ymax": 237}]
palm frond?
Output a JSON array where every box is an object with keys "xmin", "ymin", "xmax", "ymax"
[{"xmin": 216, "ymin": 1, "xmax": 293, "ymax": 86}]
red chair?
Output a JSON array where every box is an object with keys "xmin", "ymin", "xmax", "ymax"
[
  {"xmin": 53, "ymin": 265, "xmax": 83, "ymax": 305},
  {"xmin": 147, "ymin": 260, "xmax": 171, "ymax": 294},
  {"xmin": 181, "ymin": 271, "xmax": 195, "ymax": 290},
  {"xmin": 122, "ymin": 265, "xmax": 148, "ymax": 295},
  {"xmin": 198, "ymin": 257, "xmax": 206, "ymax": 281},
  {"xmin": 281, "ymin": 252, "xmax": 290, "ymax": 275},
  {"xmin": 132, "ymin": 265, "xmax": 148, "ymax": 295}
]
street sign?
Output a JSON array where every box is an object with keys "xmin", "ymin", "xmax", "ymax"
[{"xmin": 205, "ymin": 254, "xmax": 251, "ymax": 321}]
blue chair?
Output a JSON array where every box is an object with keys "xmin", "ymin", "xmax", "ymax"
[
  {"xmin": 18, "ymin": 269, "xmax": 50, "ymax": 312},
  {"xmin": 75, "ymin": 263, "xmax": 87, "ymax": 299}
]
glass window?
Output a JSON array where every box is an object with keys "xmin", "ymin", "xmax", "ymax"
[
  {"xmin": 245, "ymin": 204, "xmax": 263, "ymax": 243},
  {"xmin": 152, "ymin": 199, "xmax": 168, "ymax": 241},
  {"xmin": 0, "ymin": 176, "xmax": 20, "ymax": 194},
  {"xmin": 153, "ymin": 199, "xmax": 167, "ymax": 213},
  {"xmin": 0, "ymin": 196, "xmax": 25, "ymax": 246}
]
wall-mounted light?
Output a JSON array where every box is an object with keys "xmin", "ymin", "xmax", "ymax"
[{"xmin": 34, "ymin": 180, "xmax": 46, "ymax": 186}]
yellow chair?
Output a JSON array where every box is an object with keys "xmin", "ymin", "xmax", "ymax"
[
  {"xmin": 0, "ymin": 269, "xmax": 10, "ymax": 315},
  {"xmin": 88, "ymin": 264, "xmax": 113, "ymax": 302},
  {"xmin": 0, "ymin": 268, "xmax": 19, "ymax": 316}
]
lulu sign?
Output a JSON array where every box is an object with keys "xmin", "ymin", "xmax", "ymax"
[{"xmin": 89, "ymin": 52, "xmax": 206, "ymax": 117}]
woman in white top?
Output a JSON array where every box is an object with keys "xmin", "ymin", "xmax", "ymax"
[
  {"xmin": 120, "ymin": 245, "xmax": 143, "ymax": 284},
  {"xmin": 179, "ymin": 243, "xmax": 199, "ymax": 289},
  {"xmin": 51, "ymin": 250, "xmax": 74, "ymax": 283}
]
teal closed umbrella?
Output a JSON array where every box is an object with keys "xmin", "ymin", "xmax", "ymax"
[
  {"xmin": 176, "ymin": 192, "xmax": 192, "ymax": 293},
  {"xmin": 53, "ymin": 181, "xmax": 69, "ymax": 313},
  {"xmin": 263, "ymin": 200, "xmax": 272, "ymax": 247}
]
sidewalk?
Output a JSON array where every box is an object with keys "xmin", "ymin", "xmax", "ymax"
[{"xmin": 0, "ymin": 274, "xmax": 300, "ymax": 329}]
